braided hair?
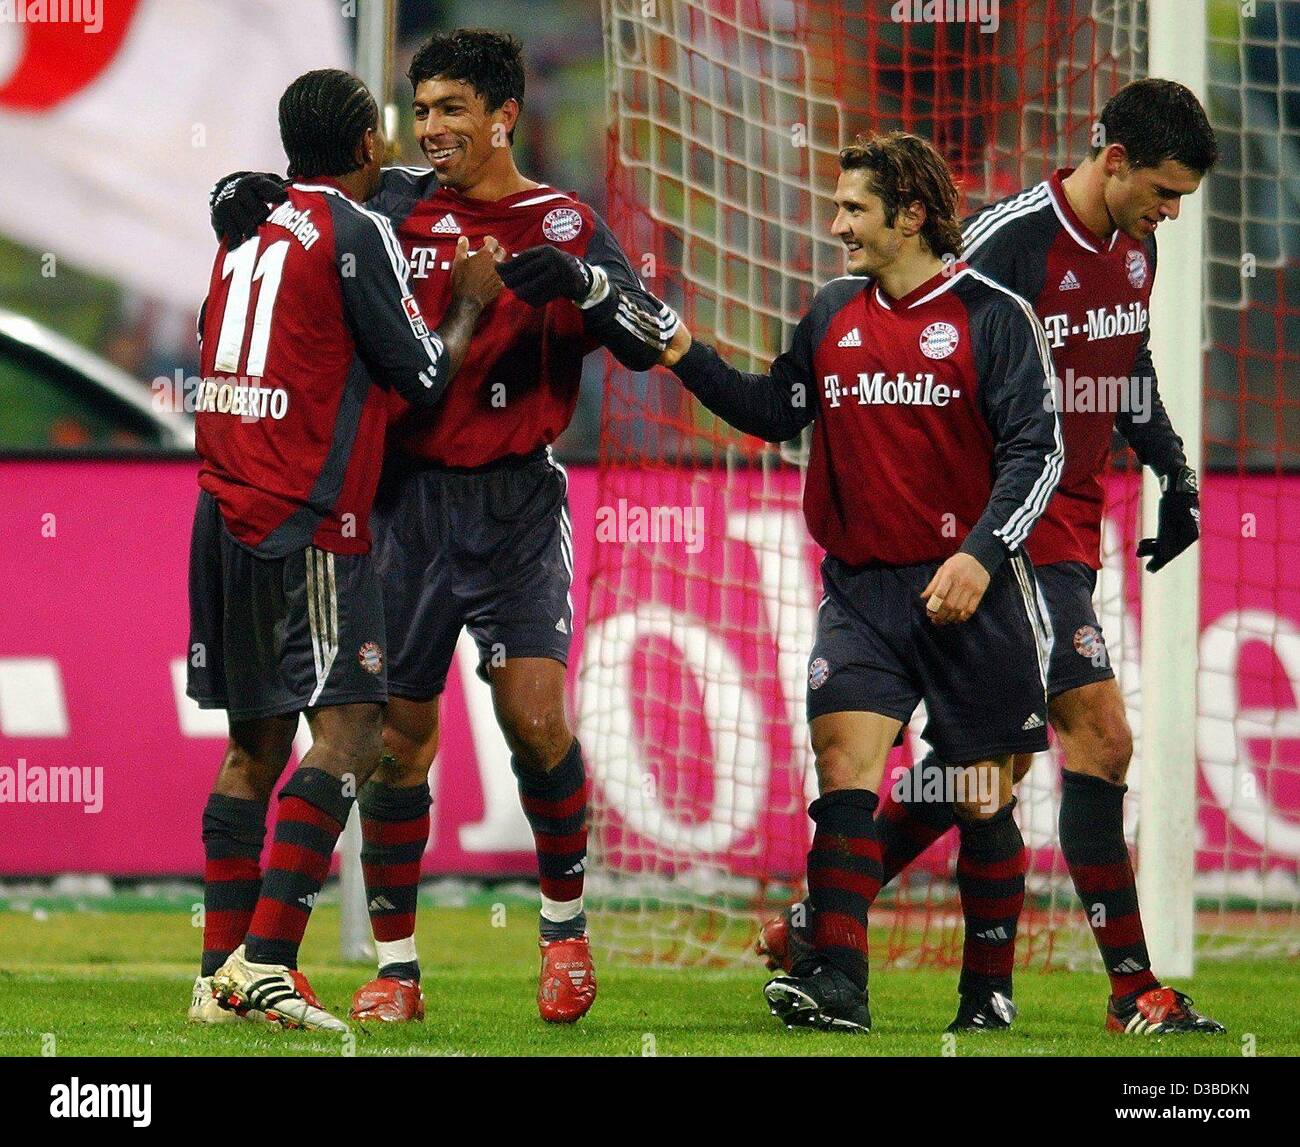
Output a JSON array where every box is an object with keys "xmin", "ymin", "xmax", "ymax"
[{"xmin": 278, "ymin": 69, "xmax": 378, "ymax": 179}]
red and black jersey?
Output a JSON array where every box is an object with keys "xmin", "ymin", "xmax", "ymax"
[
  {"xmin": 369, "ymin": 167, "xmax": 677, "ymax": 468},
  {"xmin": 197, "ymin": 179, "xmax": 448, "ymax": 557},
  {"xmin": 673, "ymin": 263, "xmax": 1063, "ymax": 573},
  {"xmin": 962, "ymin": 168, "xmax": 1187, "ymax": 568}
]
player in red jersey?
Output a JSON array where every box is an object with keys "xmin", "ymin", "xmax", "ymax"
[
  {"xmin": 660, "ymin": 132, "xmax": 1062, "ymax": 1032},
  {"xmin": 188, "ymin": 69, "xmax": 502, "ymax": 1031},
  {"xmin": 758, "ymin": 80, "xmax": 1225, "ymax": 1036},
  {"xmin": 211, "ymin": 31, "xmax": 679, "ymax": 1024}
]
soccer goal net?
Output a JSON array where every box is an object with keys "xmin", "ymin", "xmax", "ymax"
[{"xmin": 580, "ymin": 0, "xmax": 1299, "ymax": 969}]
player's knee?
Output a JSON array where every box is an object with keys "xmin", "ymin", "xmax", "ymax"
[
  {"xmin": 214, "ymin": 743, "xmax": 282, "ymax": 802},
  {"xmin": 499, "ymin": 703, "xmax": 572, "ymax": 771},
  {"xmin": 1085, "ymin": 719, "xmax": 1133, "ymax": 785},
  {"xmin": 308, "ymin": 705, "xmax": 385, "ymax": 782},
  {"xmin": 380, "ymin": 713, "xmax": 439, "ymax": 783},
  {"xmin": 814, "ymin": 743, "xmax": 870, "ymax": 792}
]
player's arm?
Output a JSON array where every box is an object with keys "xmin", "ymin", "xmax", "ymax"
[
  {"xmin": 499, "ymin": 214, "xmax": 681, "ymax": 370},
  {"xmin": 1115, "ymin": 241, "xmax": 1199, "ymax": 572},
  {"xmin": 660, "ymin": 313, "xmax": 817, "ymax": 444},
  {"xmin": 333, "ymin": 204, "xmax": 501, "ymax": 406},
  {"xmin": 925, "ymin": 293, "xmax": 1063, "ymax": 624}
]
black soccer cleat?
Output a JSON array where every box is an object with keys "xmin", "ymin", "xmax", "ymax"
[
  {"xmin": 946, "ymin": 989, "xmax": 1016, "ymax": 1032},
  {"xmin": 1106, "ymin": 986, "xmax": 1226, "ymax": 1035},
  {"xmin": 764, "ymin": 964, "xmax": 871, "ymax": 1033}
]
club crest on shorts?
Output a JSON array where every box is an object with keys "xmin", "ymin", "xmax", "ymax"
[
  {"xmin": 358, "ymin": 641, "xmax": 384, "ymax": 674},
  {"xmin": 919, "ymin": 321, "xmax": 959, "ymax": 360},
  {"xmin": 542, "ymin": 207, "xmax": 583, "ymax": 243},
  {"xmin": 1126, "ymin": 249, "xmax": 1148, "ymax": 289},
  {"xmin": 808, "ymin": 656, "xmax": 831, "ymax": 689},
  {"xmin": 1072, "ymin": 625, "xmax": 1104, "ymax": 660}
]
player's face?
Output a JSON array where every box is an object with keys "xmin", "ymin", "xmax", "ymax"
[
  {"xmin": 1104, "ymin": 154, "xmax": 1203, "ymax": 242},
  {"xmin": 831, "ymin": 169, "xmax": 908, "ymax": 276},
  {"xmin": 412, "ymin": 77, "xmax": 516, "ymax": 190}
]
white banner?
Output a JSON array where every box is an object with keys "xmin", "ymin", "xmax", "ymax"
[{"xmin": 0, "ymin": 0, "xmax": 348, "ymax": 304}]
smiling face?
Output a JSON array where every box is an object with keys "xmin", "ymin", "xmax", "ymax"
[
  {"xmin": 412, "ymin": 77, "xmax": 518, "ymax": 191},
  {"xmin": 830, "ymin": 167, "xmax": 918, "ymax": 277},
  {"xmin": 1102, "ymin": 150, "xmax": 1203, "ymax": 242}
]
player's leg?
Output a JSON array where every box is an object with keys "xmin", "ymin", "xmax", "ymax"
[
  {"xmin": 350, "ymin": 466, "xmax": 460, "ymax": 1021},
  {"xmin": 349, "ymin": 696, "xmax": 438, "ymax": 1021},
  {"xmin": 210, "ymin": 540, "xmax": 390, "ymax": 1031},
  {"xmin": 190, "ymin": 716, "xmax": 296, "ymax": 1021},
  {"xmin": 489, "ymin": 655, "xmax": 597, "ymax": 1023},
  {"xmin": 948, "ymin": 754, "xmax": 1024, "ymax": 1031},
  {"xmin": 764, "ymin": 560, "xmax": 921, "ymax": 1033},
  {"xmin": 1052, "ymin": 678, "xmax": 1224, "ymax": 1033}
]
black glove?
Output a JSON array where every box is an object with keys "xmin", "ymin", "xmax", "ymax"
[
  {"xmin": 1136, "ymin": 465, "xmax": 1200, "ymax": 572},
  {"xmin": 498, "ymin": 245, "xmax": 595, "ymax": 306},
  {"xmin": 209, "ymin": 171, "xmax": 288, "ymax": 246}
]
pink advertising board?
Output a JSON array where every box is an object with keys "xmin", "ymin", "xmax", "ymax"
[{"xmin": 0, "ymin": 460, "xmax": 1296, "ymax": 879}]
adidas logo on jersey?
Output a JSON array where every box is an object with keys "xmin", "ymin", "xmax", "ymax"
[
  {"xmin": 837, "ymin": 327, "xmax": 862, "ymax": 347},
  {"xmin": 1059, "ymin": 269, "xmax": 1081, "ymax": 291},
  {"xmin": 431, "ymin": 213, "xmax": 461, "ymax": 235},
  {"xmin": 1022, "ymin": 713, "xmax": 1045, "ymax": 730}
]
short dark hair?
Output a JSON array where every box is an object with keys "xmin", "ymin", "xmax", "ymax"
[
  {"xmin": 278, "ymin": 69, "xmax": 377, "ymax": 179},
  {"xmin": 1095, "ymin": 78, "xmax": 1218, "ymax": 173},
  {"xmin": 407, "ymin": 28, "xmax": 525, "ymax": 140},
  {"xmin": 839, "ymin": 132, "xmax": 964, "ymax": 259}
]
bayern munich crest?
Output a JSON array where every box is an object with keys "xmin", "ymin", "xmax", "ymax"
[
  {"xmin": 358, "ymin": 641, "xmax": 384, "ymax": 675},
  {"xmin": 1072, "ymin": 625, "xmax": 1104, "ymax": 660},
  {"xmin": 542, "ymin": 207, "xmax": 583, "ymax": 242},
  {"xmin": 808, "ymin": 656, "xmax": 831, "ymax": 689},
  {"xmin": 918, "ymin": 321, "xmax": 959, "ymax": 360},
  {"xmin": 1126, "ymin": 249, "xmax": 1148, "ymax": 289}
]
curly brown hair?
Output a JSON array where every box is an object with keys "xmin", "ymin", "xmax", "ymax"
[{"xmin": 838, "ymin": 132, "xmax": 963, "ymax": 259}]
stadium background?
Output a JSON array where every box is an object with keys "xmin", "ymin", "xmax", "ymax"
[{"xmin": 0, "ymin": 0, "xmax": 1295, "ymax": 990}]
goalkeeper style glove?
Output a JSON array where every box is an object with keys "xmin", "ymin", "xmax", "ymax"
[
  {"xmin": 209, "ymin": 171, "xmax": 288, "ymax": 247},
  {"xmin": 1136, "ymin": 465, "xmax": 1200, "ymax": 573},
  {"xmin": 498, "ymin": 245, "xmax": 607, "ymax": 308}
]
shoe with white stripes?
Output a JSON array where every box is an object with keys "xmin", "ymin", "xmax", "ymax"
[
  {"xmin": 1106, "ymin": 986, "xmax": 1225, "ymax": 1035},
  {"xmin": 211, "ymin": 945, "xmax": 348, "ymax": 1033},
  {"xmin": 946, "ymin": 989, "xmax": 1016, "ymax": 1032}
]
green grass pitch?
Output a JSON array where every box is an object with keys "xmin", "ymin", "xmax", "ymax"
[{"xmin": 0, "ymin": 905, "xmax": 1295, "ymax": 1057}]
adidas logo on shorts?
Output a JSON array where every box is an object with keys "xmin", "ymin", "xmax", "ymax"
[
  {"xmin": 1022, "ymin": 712, "xmax": 1045, "ymax": 730},
  {"xmin": 431, "ymin": 213, "xmax": 461, "ymax": 235}
]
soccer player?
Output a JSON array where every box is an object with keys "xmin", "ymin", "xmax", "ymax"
[
  {"xmin": 659, "ymin": 132, "xmax": 1062, "ymax": 1032},
  {"xmin": 759, "ymin": 79, "xmax": 1226, "ymax": 1036},
  {"xmin": 187, "ymin": 69, "xmax": 502, "ymax": 1031},
  {"xmin": 210, "ymin": 30, "xmax": 680, "ymax": 1024}
]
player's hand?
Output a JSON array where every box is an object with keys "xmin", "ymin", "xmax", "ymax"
[
  {"xmin": 498, "ymin": 244, "xmax": 594, "ymax": 306},
  {"xmin": 1136, "ymin": 465, "xmax": 1200, "ymax": 572},
  {"xmin": 450, "ymin": 235, "xmax": 504, "ymax": 310},
  {"xmin": 660, "ymin": 322, "xmax": 693, "ymax": 368},
  {"xmin": 210, "ymin": 171, "xmax": 287, "ymax": 246},
  {"xmin": 921, "ymin": 552, "xmax": 991, "ymax": 625}
]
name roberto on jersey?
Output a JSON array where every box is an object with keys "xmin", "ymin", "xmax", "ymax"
[{"xmin": 1041, "ymin": 301, "xmax": 1148, "ymax": 350}]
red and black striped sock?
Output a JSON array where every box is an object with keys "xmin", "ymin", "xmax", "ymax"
[
  {"xmin": 955, "ymin": 800, "xmax": 1026, "ymax": 998},
  {"xmin": 245, "ymin": 767, "xmax": 354, "ymax": 969},
  {"xmin": 806, "ymin": 788, "xmax": 882, "ymax": 992},
  {"xmin": 200, "ymin": 793, "xmax": 267, "ymax": 977},
  {"xmin": 514, "ymin": 739, "xmax": 588, "ymax": 940},
  {"xmin": 1059, "ymin": 769, "xmax": 1158, "ymax": 999},
  {"xmin": 879, "ymin": 753, "xmax": 958, "ymax": 886},
  {"xmin": 359, "ymin": 778, "xmax": 431, "ymax": 980}
]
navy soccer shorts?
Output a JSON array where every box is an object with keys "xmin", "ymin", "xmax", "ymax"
[
  {"xmin": 806, "ymin": 551, "xmax": 1050, "ymax": 763},
  {"xmin": 186, "ymin": 490, "xmax": 388, "ymax": 721},
  {"xmin": 370, "ymin": 447, "xmax": 575, "ymax": 700},
  {"xmin": 1033, "ymin": 560, "xmax": 1116, "ymax": 700}
]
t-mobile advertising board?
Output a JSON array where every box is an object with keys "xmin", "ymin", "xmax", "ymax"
[{"xmin": 0, "ymin": 461, "xmax": 1295, "ymax": 878}]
